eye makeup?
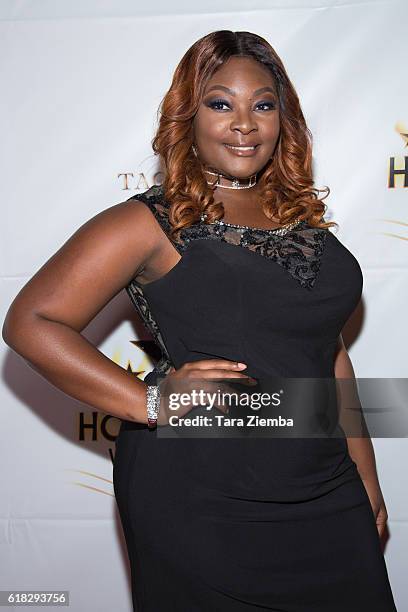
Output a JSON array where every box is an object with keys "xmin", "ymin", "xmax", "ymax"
[{"xmin": 205, "ymin": 98, "xmax": 277, "ymax": 111}]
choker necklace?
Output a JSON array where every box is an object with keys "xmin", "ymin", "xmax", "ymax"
[
  {"xmin": 192, "ymin": 143, "xmax": 258, "ymax": 190},
  {"xmin": 203, "ymin": 169, "xmax": 257, "ymax": 190}
]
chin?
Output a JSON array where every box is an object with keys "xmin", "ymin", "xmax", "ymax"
[
  {"xmin": 213, "ymin": 162, "xmax": 261, "ymax": 179},
  {"xmin": 226, "ymin": 167, "xmax": 262, "ymax": 179}
]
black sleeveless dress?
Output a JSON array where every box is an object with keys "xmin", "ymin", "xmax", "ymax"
[{"xmin": 113, "ymin": 185, "xmax": 397, "ymax": 611}]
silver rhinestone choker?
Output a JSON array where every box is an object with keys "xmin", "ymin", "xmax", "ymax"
[{"xmin": 203, "ymin": 169, "xmax": 257, "ymax": 190}]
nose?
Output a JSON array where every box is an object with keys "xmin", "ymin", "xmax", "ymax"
[{"xmin": 229, "ymin": 106, "xmax": 258, "ymax": 134}]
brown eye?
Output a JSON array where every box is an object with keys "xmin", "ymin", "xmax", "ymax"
[
  {"xmin": 206, "ymin": 99, "xmax": 276, "ymax": 112},
  {"xmin": 256, "ymin": 101, "xmax": 276, "ymax": 111},
  {"xmin": 206, "ymin": 99, "xmax": 230, "ymax": 111}
]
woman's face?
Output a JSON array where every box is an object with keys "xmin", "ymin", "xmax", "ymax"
[{"xmin": 192, "ymin": 56, "xmax": 280, "ymax": 180}]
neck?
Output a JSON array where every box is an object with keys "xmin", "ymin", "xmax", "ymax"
[{"xmin": 203, "ymin": 167, "xmax": 258, "ymax": 190}]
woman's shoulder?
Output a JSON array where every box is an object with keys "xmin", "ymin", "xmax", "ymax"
[
  {"xmin": 125, "ymin": 184, "xmax": 170, "ymax": 228},
  {"xmin": 126, "ymin": 184, "xmax": 168, "ymax": 210}
]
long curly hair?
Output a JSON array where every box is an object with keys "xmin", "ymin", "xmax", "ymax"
[{"xmin": 151, "ymin": 30, "xmax": 337, "ymax": 243}]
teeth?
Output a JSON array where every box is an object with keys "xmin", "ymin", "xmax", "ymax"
[{"xmin": 225, "ymin": 144, "xmax": 256, "ymax": 151}]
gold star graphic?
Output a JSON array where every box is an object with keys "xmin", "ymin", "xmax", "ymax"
[{"xmin": 395, "ymin": 121, "xmax": 408, "ymax": 147}]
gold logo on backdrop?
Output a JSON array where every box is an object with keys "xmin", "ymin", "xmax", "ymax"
[
  {"xmin": 388, "ymin": 122, "xmax": 408, "ymax": 188},
  {"xmin": 66, "ymin": 469, "xmax": 115, "ymax": 497},
  {"xmin": 117, "ymin": 171, "xmax": 164, "ymax": 191},
  {"xmin": 376, "ymin": 123, "xmax": 408, "ymax": 241},
  {"xmin": 375, "ymin": 219, "xmax": 408, "ymax": 242}
]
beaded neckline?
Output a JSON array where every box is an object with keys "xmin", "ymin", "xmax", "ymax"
[{"xmin": 201, "ymin": 215, "xmax": 305, "ymax": 236}]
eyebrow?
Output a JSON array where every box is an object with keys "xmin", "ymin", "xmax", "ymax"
[{"xmin": 205, "ymin": 85, "xmax": 276, "ymax": 97}]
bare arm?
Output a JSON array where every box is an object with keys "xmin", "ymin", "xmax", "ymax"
[
  {"xmin": 334, "ymin": 334, "xmax": 388, "ymax": 537},
  {"xmin": 2, "ymin": 198, "xmax": 165, "ymax": 424},
  {"xmin": 334, "ymin": 334, "xmax": 379, "ymax": 482}
]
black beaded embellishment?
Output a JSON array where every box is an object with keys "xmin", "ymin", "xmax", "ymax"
[
  {"xmin": 126, "ymin": 280, "xmax": 173, "ymax": 377},
  {"xmin": 125, "ymin": 184, "xmax": 328, "ymax": 372}
]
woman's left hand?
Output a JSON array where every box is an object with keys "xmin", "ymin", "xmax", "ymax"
[{"xmin": 362, "ymin": 476, "xmax": 388, "ymax": 539}]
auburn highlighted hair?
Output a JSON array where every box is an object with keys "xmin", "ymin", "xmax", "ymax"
[{"xmin": 151, "ymin": 30, "xmax": 337, "ymax": 243}]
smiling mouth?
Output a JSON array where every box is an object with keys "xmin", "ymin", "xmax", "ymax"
[{"xmin": 224, "ymin": 144, "xmax": 260, "ymax": 151}]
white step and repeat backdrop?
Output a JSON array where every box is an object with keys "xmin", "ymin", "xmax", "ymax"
[{"xmin": 1, "ymin": 1, "xmax": 407, "ymax": 610}]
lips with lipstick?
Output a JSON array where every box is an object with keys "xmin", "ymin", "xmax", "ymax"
[{"xmin": 223, "ymin": 142, "xmax": 260, "ymax": 156}]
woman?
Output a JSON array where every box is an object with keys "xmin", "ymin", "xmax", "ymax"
[{"xmin": 2, "ymin": 30, "xmax": 397, "ymax": 611}]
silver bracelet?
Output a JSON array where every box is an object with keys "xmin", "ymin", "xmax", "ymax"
[{"xmin": 146, "ymin": 384, "xmax": 161, "ymax": 428}]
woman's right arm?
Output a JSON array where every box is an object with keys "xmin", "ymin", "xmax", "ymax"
[{"xmin": 2, "ymin": 198, "xmax": 164, "ymax": 424}]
